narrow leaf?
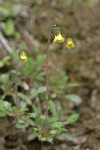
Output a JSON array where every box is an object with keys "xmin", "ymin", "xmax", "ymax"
[
  {"xmin": 51, "ymin": 122, "xmax": 64, "ymax": 128},
  {"xmin": 34, "ymin": 55, "xmax": 46, "ymax": 69},
  {"xmin": 4, "ymin": 19, "xmax": 15, "ymax": 36},
  {"xmin": 65, "ymin": 113, "xmax": 79, "ymax": 125},
  {"xmin": 37, "ymin": 86, "xmax": 46, "ymax": 94},
  {"xmin": 48, "ymin": 100, "xmax": 56, "ymax": 115},
  {"xmin": 65, "ymin": 94, "xmax": 82, "ymax": 105}
]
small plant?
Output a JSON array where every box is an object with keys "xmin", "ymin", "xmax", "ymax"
[
  {"xmin": 37, "ymin": 25, "xmax": 78, "ymax": 141},
  {"xmin": 0, "ymin": 25, "xmax": 79, "ymax": 143}
]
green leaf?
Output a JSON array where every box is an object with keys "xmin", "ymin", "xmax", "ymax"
[
  {"xmin": 30, "ymin": 88, "xmax": 38, "ymax": 99},
  {"xmin": 0, "ymin": 111, "xmax": 7, "ymax": 117},
  {"xmin": 14, "ymin": 32, "xmax": 21, "ymax": 40},
  {"xmin": 57, "ymin": 133, "xmax": 74, "ymax": 142},
  {"xmin": 0, "ymin": 61, "xmax": 4, "ymax": 68},
  {"xmin": 4, "ymin": 19, "xmax": 15, "ymax": 36},
  {"xmin": 32, "ymin": 105, "xmax": 40, "ymax": 113},
  {"xmin": 27, "ymin": 119, "xmax": 35, "ymax": 126},
  {"xmin": 0, "ymin": 100, "xmax": 12, "ymax": 115},
  {"xmin": 0, "ymin": 6, "xmax": 10, "ymax": 17},
  {"xmin": 51, "ymin": 122, "xmax": 64, "ymax": 128},
  {"xmin": 34, "ymin": 127, "xmax": 40, "ymax": 131},
  {"xmin": 48, "ymin": 117, "xmax": 57, "ymax": 123},
  {"xmin": 36, "ymin": 71, "xmax": 46, "ymax": 80},
  {"xmin": 18, "ymin": 92, "xmax": 31, "ymax": 105},
  {"xmin": 0, "ymin": 75, "xmax": 9, "ymax": 84},
  {"xmin": 37, "ymin": 86, "xmax": 46, "ymax": 94},
  {"xmin": 16, "ymin": 119, "xmax": 29, "ymax": 129},
  {"xmin": 65, "ymin": 113, "xmax": 79, "ymax": 125},
  {"xmin": 57, "ymin": 110, "xmax": 64, "ymax": 120},
  {"xmin": 3, "ymin": 101, "xmax": 11, "ymax": 108},
  {"xmin": 61, "ymin": 76, "xmax": 69, "ymax": 84},
  {"xmin": 49, "ymin": 129, "xmax": 57, "ymax": 135},
  {"xmin": 0, "ymin": 5, "xmax": 21, "ymax": 19},
  {"xmin": 21, "ymin": 41, "xmax": 28, "ymax": 50},
  {"xmin": 12, "ymin": 49, "xmax": 19, "ymax": 60},
  {"xmin": 0, "ymin": 56, "xmax": 10, "ymax": 68},
  {"xmin": 65, "ymin": 94, "xmax": 82, "ymax": 105},
  {"xmin": 40, "ymin": 116, "xmax": 46, "ymax": 127},
  {"xmin": 23, "ymin": 57, "xmax": 33, "ymax": 77},
  {"xmin": 0, "ymin": 100, "xmax": 11, "ymax": 110},
  {"xmin": 48, "ymin": 100, "xmax": 56, "ymax": 116},
  {"xmin": 35, "ymin": 113, "xmax": 41, "ymax": 125},
  {"xmin": 68, "ymin": 83, "xmax": 79, "ymax": 87},
  {"xmin": 34, "ymin": 55, "xmax": 46, "ymax": 69}
]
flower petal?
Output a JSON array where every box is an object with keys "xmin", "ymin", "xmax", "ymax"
[
  {"xmin": 20, "ymin": 51, "xmax": 28, "ymax": 62},
  {"xmin": 53, "ymin": 33, "xmax": 65, "ymax": 44},
  {"xmin": 66, "ymin": 38, "xmax": 75, "ymax": 49}
]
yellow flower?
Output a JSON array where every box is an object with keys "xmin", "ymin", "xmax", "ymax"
[
  {"xmin": 66, "ymin": 38, "xmax": 75, "ymax": 49},
  {"xmin": 20, "ymin": 51, "xmax": 28, "ymax": 62},
  {"xmin": 53, "ymin": 33, "xmax": 65, "ymax": 44}
]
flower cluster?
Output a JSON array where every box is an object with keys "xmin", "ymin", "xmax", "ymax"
[
  {"xmin": 52, "ymin": 25, "xmax": 75, "ymax": 49},
  {"xmin": 19, "ymin": 25, "xmax": 75, "ymax": 62}
]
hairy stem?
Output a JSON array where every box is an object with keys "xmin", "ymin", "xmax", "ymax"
[
  {"xmin": 45, "ymin": 27, "xmax": 52, "ymax": 129},
  {"xmin": 14, "ymin": 61, "xmax": 20, "ymax": 107}
]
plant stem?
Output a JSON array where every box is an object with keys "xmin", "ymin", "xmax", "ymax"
[
  {"xmin": 14, "ymin": 62, "xmax": 20, "ymax": 107},
  {"xmin": 45, "ymin": 27, "xmax": 52, "ymax": 129}
]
